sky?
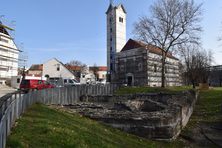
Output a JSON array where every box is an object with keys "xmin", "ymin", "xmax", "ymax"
[{"xmin": 1, "ymin": 0, "xmax": 222, "ymax": 67}]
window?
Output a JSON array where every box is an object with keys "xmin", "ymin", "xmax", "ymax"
[
  {"xmin": 119, "ymin": 17, "xmax": 123, "ymax": 23},
  {"xmin": 110, "ymin": 28, "xmax": 112, "ymax": 33},
  {"xmin": 64, "ymin": 79, "xmax": 68, "ymax": 83},
  {"xmin": 110, "ymin": 47, "xmax": 112, "ymax": 51},
  {"xmin": 69, "ymin": 79, "xmax": 74, "ymax": 84},
  {"xmin": 57, "ymin": 64, "xmax": 60, "ymax": 71},
  {"xmin": 110, "ymin": 17, "xmax": 112, "ymax": 23},
  {"xmin": 120, "ymin": 65, "xmax": 124, "ymax": 72},
  {"xmin": 17, "ymin": 78, "xmax": 20, "ymax": 83},
  {"xmin": 165, "ymin": 66, "xmax": 168, "ymax": 73},
  {"xmin": 110, "ymin": 36, "xmax": 112, "ymax": 41},
  {"xmin": 154, "ymin": 64, "xmax": 157, "ymax": 72},
  {"xmin": 110, "ymin": 64, "xmax": 113, "ymax": 71}
]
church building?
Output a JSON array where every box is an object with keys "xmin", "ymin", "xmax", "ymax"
[
  {"xmin": 106, "ymin": 2, "xmax": 180, "ymax": 86},
  {"xmin": 106, "ymin": 2, "xmax": 126, "ymax": 82}
]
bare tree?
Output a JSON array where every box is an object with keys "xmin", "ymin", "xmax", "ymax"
[
  {"xmin": 134, "ymin": 0, "xmax": 202, "ymax": 87},
  {"xmin": 179, "ymin": 44, "xmax": 212, "ymax": 88},
  {"xmin": 90, "ymin": 63, "xmax": 99, "ymax": 81}
]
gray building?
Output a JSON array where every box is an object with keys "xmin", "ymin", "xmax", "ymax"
[
  {"xmin": 115, "ymin": 39, "xmax": 181, "ymax": 86},
  {"xmin": 209, "ymin": 65, "xmax": 222, "ymax": 87}
]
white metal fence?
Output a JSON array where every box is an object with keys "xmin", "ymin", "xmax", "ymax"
[{"xmin": 0, "ymin": 84, "xmax": 120, "ymax": 148}]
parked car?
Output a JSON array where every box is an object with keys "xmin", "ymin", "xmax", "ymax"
[
  {"xmin": 64, "ymin": 78, "xmax": 80, "ymax": 86},
  {"xmin": 72, "ymin": 79, "xmax": 81, "ymax": 85},
  {"xmin": 19, "ymin": 79, "xmax": 54, "ymax": 93}
]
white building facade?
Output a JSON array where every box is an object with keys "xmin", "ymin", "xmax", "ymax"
[
  {"xmin": 42, "ymin": 58, "xmax": 75, "ymax": 79},
  {"xmin": 0, "ymin": 23, "xmax": 19, "ymax": 84},
  {"xmin": 106, "ymin": 2, "xmax": 126, "ymax": 82}
]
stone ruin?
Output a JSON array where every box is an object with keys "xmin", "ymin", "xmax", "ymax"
[{"xmin": 64, "ymin": 90, "xmax": 198, "ymax": 140}]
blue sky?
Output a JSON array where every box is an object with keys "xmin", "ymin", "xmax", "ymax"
[{"xmin": 1, "ymin": 0, "xmax": 222, "ymax": 67}]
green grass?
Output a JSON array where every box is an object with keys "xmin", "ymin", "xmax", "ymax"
[
  {"xmin": 7, "ymin": 86, "xmax": 222, "ymax": 147},
  {"xmin": 115, "ymin": 86, "xmax": 192, "ymax": 95},
  {"xmin": 179, "ymin": 87, "xmax": 222, "ymax": 147},
  {"xmin": 7, "ymin": 104, "xmax": 184, "ymax": 148},
  {"xmin": 183, "ymin": 87, "xmax": 222, "ymax": 129}
]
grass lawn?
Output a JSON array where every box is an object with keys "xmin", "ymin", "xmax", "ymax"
[
  {"xmin": 182, "ymin": 87, "xmax": 222, "ymax": 132},
  {"xmin": 115, "ymin": 86, "xmax": 192, "ymax": 95},
  {"xmin": 7, "ymin": 104, "xmax": 184, "ymax": 148},
  {"xmin": 6, "ymin": 86, "xmax": 222, "ymax": 147}
]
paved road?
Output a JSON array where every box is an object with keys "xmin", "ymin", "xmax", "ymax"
[{"xmin": 0, "ymin": 85, "xmax": 17, "ymax": 98}]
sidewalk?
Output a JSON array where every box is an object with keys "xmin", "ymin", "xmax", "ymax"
[{"xmin": 0, "ymin": 85, "xmax": 17, "ymax": 98}]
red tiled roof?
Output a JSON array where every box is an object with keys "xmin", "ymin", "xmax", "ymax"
[
  {"xmin": 65, "ymin": 65, "xmax": 82, "ymax": 71},
  {"xmin": 121, "ymin": 39, "xmax": 178, "ymax": 60},
  {"xmin": 98, "ymin": 66, "xmax": 107, "ymax": 71},
  {"xmin": 29, "ymin": 64, "xmax": 43, "ymax": 71},
  {"xmin": 89, "ymin": 66, "xmax": 107, "ymax": 71}
]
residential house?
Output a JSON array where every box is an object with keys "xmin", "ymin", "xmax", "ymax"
[
  {"xmin": 27, "ymin": 64, "xmax": 43, "ymax": 77},
  {"xmin": 42, "ymin": 58, "xmax": 75, "ymax": 79},
  {"xmin": 89, "ymin": 66, "xmax": 107, "ymax": 81},
  {"xmin": 65, "ymin": 65, "xmax": 84, "ymax": 81}
]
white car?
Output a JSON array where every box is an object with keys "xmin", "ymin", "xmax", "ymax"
[{"xmin": 64, "ymin": 79, "xmax": 80, "ymax": 86}]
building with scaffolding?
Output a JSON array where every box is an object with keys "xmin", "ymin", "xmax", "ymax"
[{"xmin": 0, "ymin": 21, "xmax": 20, "ymax": 84}]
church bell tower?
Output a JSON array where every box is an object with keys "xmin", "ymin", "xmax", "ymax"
[{"xmin": 106, "ymin": 1, "xmax": 126, "ymax": 82}]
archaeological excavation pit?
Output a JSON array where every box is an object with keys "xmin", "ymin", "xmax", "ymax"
[{"xmin": 63, "ymin": 90, "xmax": 198, "ymax": 140}]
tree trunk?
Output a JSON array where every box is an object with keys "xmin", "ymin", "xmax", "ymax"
[
  {"xmin": 192, "ymin": 83, "xmax": 195, "ymax": 89},
  {"xmin": 192, "ymin": 80, "xmax": 196, "ymax": 89},
  {"xmin": 161, "ymin": 55, "xmax": 166, "ymax": 88}
]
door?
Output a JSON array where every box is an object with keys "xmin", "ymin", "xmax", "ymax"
[{"xmin": 127, "ymin": 76, "xmax": 133, "ymax": 86}]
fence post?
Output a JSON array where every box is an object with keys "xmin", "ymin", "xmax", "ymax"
[
  {"xmin": 2, "ymin": 117, "xmax": 6, "ymax": 148},
  {"xmin": 0, "ymin": 120, "xmax": 2, "ymax": 148},
  {"xmin": 6, "ymin": 97, "xmax": 11, "ymax": 136}
]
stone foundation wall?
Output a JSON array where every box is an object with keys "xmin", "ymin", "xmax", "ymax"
[{"xmin": 69, "ymin": 90, "xmax": 198, "ymax": 140}]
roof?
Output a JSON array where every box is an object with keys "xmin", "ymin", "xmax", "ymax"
[
  {"xmin": 29, "ymin": 64, "xmax": 43, "ymax": 71},
  {"xmin": 106, "ymin": 4, "xmax": 126, "ymax": 14},
  {"xmin": 65, "ymin": 65, "xmax": 82, "ymax": 71},
  {"xmin": 98, "ymin": 66, "xmax": 107, "ymax": 71},
  {"xmin": 89, "ymin": 66, "xmax": 107, "ymax": 71},
  {"xmin": 121, "ymin": 39, "xmax": 179, "ymax": 60}
]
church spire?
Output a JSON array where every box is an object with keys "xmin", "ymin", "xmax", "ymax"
[{"xmin": 110, "ymin": 0, "xmax": 113, "ymax": 5}]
